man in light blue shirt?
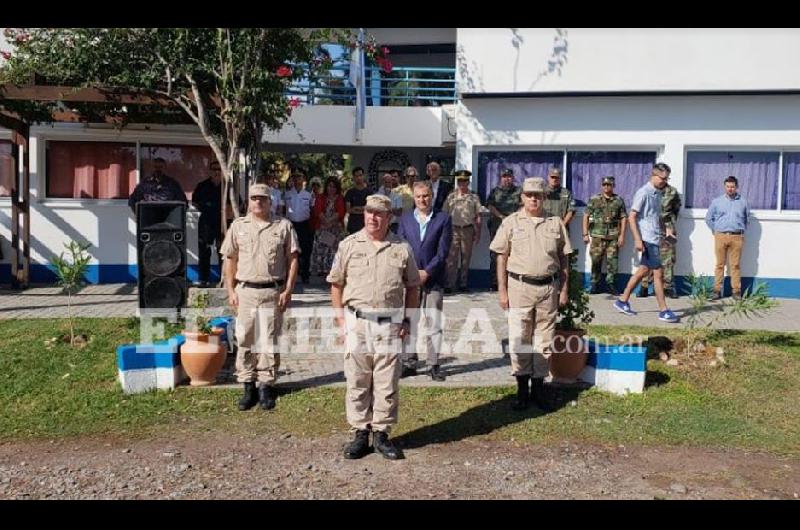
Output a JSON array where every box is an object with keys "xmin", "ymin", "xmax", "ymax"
[
  {"xmin": 613, "ymin": 163, "xmax": 679, "ymax": 323},
  {"xmin": 705, "ymin": 175, "xmax": 749, "ymax": 300}
]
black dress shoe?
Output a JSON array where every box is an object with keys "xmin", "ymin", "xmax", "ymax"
[
  {"xmin": 443, "ymin": 288, "xmax": 453, "ymax": 295},
  {"xmin": 401, "ymin": 365, "xmax": 418, "ymax": 378},
  {"xmin": 238, "ymin": 382, "xmax": 258, "ymax": 411},
  {"xmin": 373, "ymin": 431, "xmax": 404, "ymax": 460},
  {"xmin": 429, "ymin": 364, "xmax": 446, "ymax": 381},
  {"xmin": 258, "ymin": 384, "xmax": 276, "ymax": 410},
  {"xmin": 637, "ymin": 286, "xmax": 649, "ymax": 298},
  {"xmin": 344, "ymin": 429, "xmax": 371, "ymax": 459}
]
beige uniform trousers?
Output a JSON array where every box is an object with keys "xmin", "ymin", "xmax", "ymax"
[
  {"xmin": 507, "ymin": 277, "xmax": 558, "ymax": 378},
  {"xmin": 234, "ymin": 284, "xmax": 282, "ymax": 385},
  {"xmin": 446, "ymin": 225, "xmax": 475, "ymax": 288},
  {"xmin": 343, "ymin": 311, "xmax": 403, "ymax": 433},
  {"xmin": 714, "ymin": 232, "xmax": 744, "ymax": 294}
]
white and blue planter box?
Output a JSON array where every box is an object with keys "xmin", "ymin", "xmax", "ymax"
[
  {"xmin": 579, "ymin": 340, "xmax": 647, "ymax": 395},
  {"xmin": 116, "ymin": 316, "xmax": 235, "ymax": 394}
]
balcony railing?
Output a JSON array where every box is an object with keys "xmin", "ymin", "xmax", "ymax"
[{"xmin": 286, "ymin": 65, "xmax": 457, "ymax": 107}]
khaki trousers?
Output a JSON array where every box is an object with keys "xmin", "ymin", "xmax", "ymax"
[
  {"xmin": 446, "ymin": 225, "xmax": 475, "ymax": 288},
  {"xmin": 234, "ymin": 284, "xmax": 282, "ymax": 385},
  {"xmin": 507, "ymin": 277, "xmax": 558, "ymax": 378},
  {"xmin": 343, "ymin": 312, "xmax": 403, "ymax": 433},
  {"xmin": 714, "ymin": 232, "xmax": 744, "ymax": 294}
]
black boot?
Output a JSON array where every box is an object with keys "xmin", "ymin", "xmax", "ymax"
[
  {"xmin": 344, "ymin": 429, "xmax": 371, "ymax": 459},
  {"xmin": 238, "ymin": 382, "xmax": 258, "ymax": 411},
  {"xmin": 638, "ymin": 285, "xmax": 649, "ymax": 298},
  {"xmin": 258, "ymin": 384, "xmax": 276, "ymax": 410},
  {"xmin": 429, "ymin": 364, "xmax": 446, "ymax": 381},
  {"xmin": 511, "ymin": 375, "xmax": 530, "ymax": 411},
  {"xmin": 373, "ymin": 431, "xmax": 404, "ymax": 460},
  {"xmin": 607, "ymin": 283, "xmax": 618, "ymax": 296},
  {"xmin": 531, "ymin": 377, "xmax": 555, "ymax": 412}
]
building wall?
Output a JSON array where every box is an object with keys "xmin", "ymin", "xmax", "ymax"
[
  {"xmin": 456, "ymin": 95, "xmax": 800, "ymax": 297},
  {"xmin": 457, "ymin": 28, "xmax": 800, "ymax": 94}
]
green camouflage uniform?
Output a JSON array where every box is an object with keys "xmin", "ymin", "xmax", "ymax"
[
  {"xmin": 543, "ymin": 185, "xmax": 576, "ymax": 226},
  {"xmin": 641, "ymin": 184, "xmax": 681, "ymax": 292},
  {"xmin": 586, "ymin": 193, "xmax": 627, "ymax": 288},
  {"xmin": 486, "ymin": 185, "xmax": 520, "ymax": 287}
]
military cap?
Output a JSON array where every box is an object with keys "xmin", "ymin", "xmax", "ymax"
[
  {"xmin": 454, "ymin": 169, "xmax": 472, "ymax": 180},
  {"xmin": 249, "ymin": 183, "xmax": 271, "ymax": 198},
  {"xmin": 501, "ymin": 168, "xmax": 514, "ymax": 177},
  {"xmin": 365, "ymin": 194, "xmax": 392, "ymax": 212},
  {"xmin": 521, "ymin": 177, "xmax": 546, "ymax": 193},
  {"xmin": 602, "ymin": 176, "xmax": 615, "ymax": 185}
]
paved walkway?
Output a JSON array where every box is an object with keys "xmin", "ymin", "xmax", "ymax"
[{"xmin": 2, "ymin": 282, "xmax": 798, "ymax": 389}]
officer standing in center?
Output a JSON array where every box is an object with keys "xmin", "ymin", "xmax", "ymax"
[
  {"xmin": 221, "ymin": 184, "xmax": 300, "ymax": 412},
  {"xmin": 583, "ymin": 176, "xmax": 627, "ymax": 295},
  {"xmin": 328, "ymin": 194, "xmax": 421, "ymax": 461},
  {"xmin": 443, "ymin": 169, "xmax": 482, "ymax": 293},
  {"xmin": 490, "ymin": 177, "xmax": 571, "ymax": 412}
]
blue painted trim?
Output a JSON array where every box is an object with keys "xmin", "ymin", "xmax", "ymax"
[
  {"xmin": 117, "ymin": 336, "xmax": 185, "ymax": 371},
  {"xmin": 0, "ymin": 264, "xmax": 221, "ymax": 285},
  {"xmin": 587, "ymin": 340, "xmax": 647, "ymax": 371},
  {"xmin": 465, "ymin": 268, "xmax": 800, "ymax": 299}
]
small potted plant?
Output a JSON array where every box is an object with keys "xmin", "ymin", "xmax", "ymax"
[
  {"xmin": 180, "ymin": 291, "xmax": 226, "ymax": 386},
  {"xmin": 550, "ymin": 255, "xmax": 595, "ymax": 381}
]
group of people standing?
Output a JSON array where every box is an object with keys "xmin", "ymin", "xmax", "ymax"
[{"xmin": 128, "ymin": 156, "xmax": 751, "ymax": 461}]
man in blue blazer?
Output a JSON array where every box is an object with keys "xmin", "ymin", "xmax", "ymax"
[{"xmin": 397, "ymin": 180, "xmax": 453, "ymax": 381}]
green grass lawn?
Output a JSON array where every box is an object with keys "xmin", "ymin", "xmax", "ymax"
[{"xmin": 1, "ymin": 318, "xmax": 798, "ymax": 454}]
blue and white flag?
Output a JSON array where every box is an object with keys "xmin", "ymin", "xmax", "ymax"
[{"xmin": 349, "ymin": 28, "xmax": 366, "ymax": 140}]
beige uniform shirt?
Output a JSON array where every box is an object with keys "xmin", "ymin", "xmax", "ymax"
[
  {"xmin": 220, "ymin": 214, "xmax": 300, "ymax": 283},
  {"xmin": 489, "ymin": 211, "xmax": 572, "ymax": 277},
  {"xmin": 443, "ymin": 192, "xmax": 481, "ymax": 227},
  {"xmin": 327, "ymin": 230, "xmax": 421, "ymax": 310}
]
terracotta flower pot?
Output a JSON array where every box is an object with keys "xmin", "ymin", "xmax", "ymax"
[
  {"xmin": 180, "ymin": 328, "xmax": 226, "ymax": 386},
  {"xmin": 550, "ymin": 329, "xmax": 588, "ymax": 382}
]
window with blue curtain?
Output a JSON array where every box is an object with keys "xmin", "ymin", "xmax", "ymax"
[
  {"xmin": 476, "ymin": 151, "xmax": 562, "ymax": 202},
  {"xmin": 567, "ymin": 151, "xmax": 656, "ymax": 207},
  {"xmin": 783, "ymin": 152, "xmax": 800, "ymax": 210},
  {"xmin": 686, "ymin": 151, "xmax": 779, "ymax": 209}
]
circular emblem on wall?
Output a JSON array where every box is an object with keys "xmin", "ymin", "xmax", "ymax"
[{"xmin": 367, "ymin": 150, "xmax": 412, "ymax": 188}]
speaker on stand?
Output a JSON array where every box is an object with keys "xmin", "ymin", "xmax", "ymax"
[{"xmin": 136, "ymin": 201, "xmax": 187, "ymax": 309}]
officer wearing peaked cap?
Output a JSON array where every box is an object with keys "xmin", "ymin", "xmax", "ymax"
[
  {"xmin": 490, "ymin": 177, "xmax": 572, "ymax": 412},
  {"xmin": 221, "ymin": 183, "xmax": 300, "ymax": 412},
  {"xmin": 328, "ymin": 194, "xmax": 421, "ymax": 460}
]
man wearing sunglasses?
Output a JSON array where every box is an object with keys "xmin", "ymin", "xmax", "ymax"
[{"xmin": 639, "ymin": 163, "xmax": 681, "ymax": 299}]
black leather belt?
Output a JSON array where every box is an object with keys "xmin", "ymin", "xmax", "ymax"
[
  {"xmin": 240, "ymin": 280, "xmax": 284, "ymax": 289},
  {"xmin": 720, "ymin": 231, "xmax": 743, "ymax": 235},
  {"xmin": 508, "ymin": 271, "xmax": 557, "ymax": 286},
  {"xmin": 346, "ymin": 305, "xmax": 399, "ymax": 324}
]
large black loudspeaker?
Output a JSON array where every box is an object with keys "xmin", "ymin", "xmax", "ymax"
[{"xmin": 137, "ymin": 201, "xmax": 187, "ymax": 309}]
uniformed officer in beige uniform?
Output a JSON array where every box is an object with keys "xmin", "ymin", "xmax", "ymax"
[
  {"xmin": 221, "ymin": 183, "xmax": 299, "ymax": 411},
  {"xmin": 443, "ymin": 170, "xmax": 482, "ymax": 293},
  {"xmin": 490, "ymin": 177, "xmax": 571, "ymax": 412},
  {"xmin": 327, "ymin": 194, "xmax": 421, "ymax": 460}
]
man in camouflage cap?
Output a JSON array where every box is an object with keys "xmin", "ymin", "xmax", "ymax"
[
  {"xmin": 543, "ymin": 167, "xmax": 576, "ymax": 231},
  {"xmin": 328, "ymin": 194, "xmax": 421, "ymax": 460},
  {"xmin": 639, "ymin": 163, "xmax": 681, "ymax": 299},
  {"xmin": 486, "ymin": 168, "xmax": 520, "ymax": 290},
  {"xmin": 583, "ymin": 176, "xmax": 627, "ymax": 295}
]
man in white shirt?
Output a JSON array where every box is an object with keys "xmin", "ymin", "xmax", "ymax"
[
  {"xmin": 427, "ymin": 161, "xmax": 452, "ymax": 214},
  {"xmin": 267, "ymin": 173, "xmax": 285, "ymax": 217},
  {"xmin": 377, "ymin": 172, "xmax": 404, "ymax": 233},
  {"xmin": 284, "ymin": 172, "xmax": 314, "ymax": 283}
]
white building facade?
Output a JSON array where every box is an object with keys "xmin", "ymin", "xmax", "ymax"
[{"xmin": 2, "ymin": 28, "xmax": 800, "ymax": 297}]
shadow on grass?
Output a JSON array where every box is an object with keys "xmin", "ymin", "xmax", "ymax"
[{"xmin": 395, "ymin": 383, "xmax": 590, "ymax": 449}]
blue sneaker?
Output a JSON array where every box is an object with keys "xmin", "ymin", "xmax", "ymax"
[
  {"xmin": 613, "ymin": 299, "xmax": 636, "ymax": 316},
  {"xmin": 658, "ymin": 309, "xmax": 679, "ymax": 323}
]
